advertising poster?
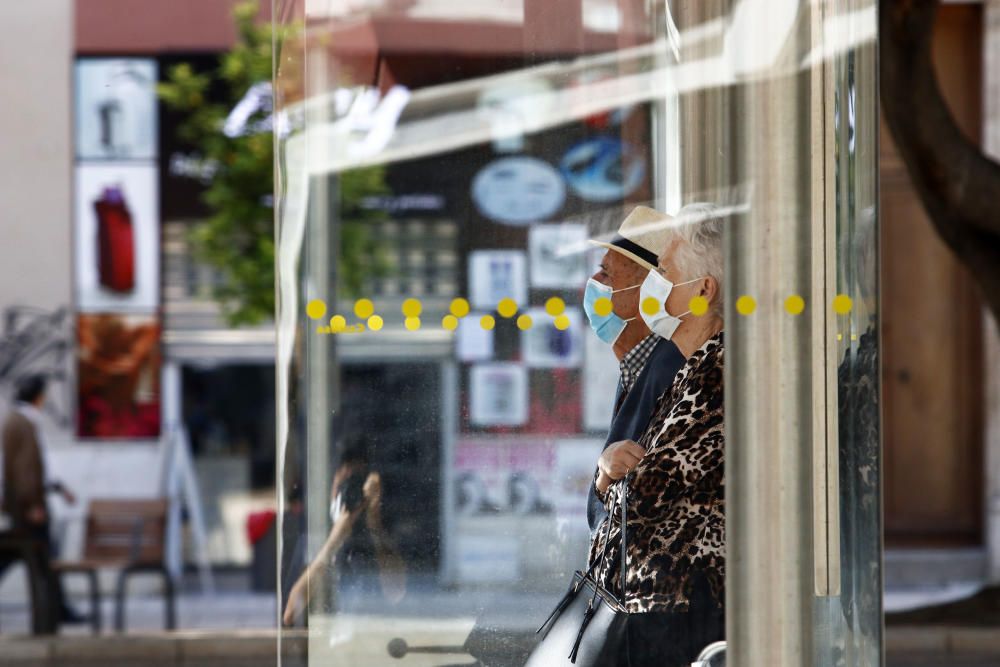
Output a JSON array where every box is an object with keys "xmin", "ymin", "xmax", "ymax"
[
  {"xmin": 75, "ymin": 58, "xmax": 158, "ymax": 161},
  {"xmin": 528, "ymin": 223, "xmax": 588, "ymax": 288},
  {"xmin": 469, "ymin": 363, "xmax": 528, "ymax": 427},
  {"xmin": 449, "ymin": 437, "xmax": 603, "ymax": 583},
  {"xmin": 453, "ymin": 439, "xmax": 556, "ymax": 517},
  {"xmin": 77, "ymin": 313, "xmax": 161, "ymax": 438},
  {"xmin": 470, "ymin": 156, "xmax": 565, "ymax": 225},
  {"xmin": 582, "ymin": 325, "xmax": 622, "ymax": 431},
  {"xmin": 521, "ymin": 307, "xmax": 583, "ymax": 369},
  {"xmin": 75, "ymin": 163, "xmax": 160, "ymax": 311},
  {"xmin": 468, "ymin": 250, "xmax": 527, "ymax": 310}
]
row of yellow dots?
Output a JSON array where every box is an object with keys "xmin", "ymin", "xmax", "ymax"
[{"xmin": 307, "ymin": 294, "xmax": 855, "ymax": 332}]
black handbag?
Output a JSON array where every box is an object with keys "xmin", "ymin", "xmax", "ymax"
[{"xmin": 524, "ymin": 477, "xmax": 634, "ymax": 667}]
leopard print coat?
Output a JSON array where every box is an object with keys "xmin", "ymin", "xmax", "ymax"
[{"xmin": 589, "ymin": 332, "xmax": 725, "ymax": 614}]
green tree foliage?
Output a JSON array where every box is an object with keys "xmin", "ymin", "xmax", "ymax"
[{"xmin": 158, "ymin": 0, "xmax": 390, "ymax": 325}]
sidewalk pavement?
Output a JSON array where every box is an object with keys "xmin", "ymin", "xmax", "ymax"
[
  {"xmin": 2, "ymin": 574, "xmax": 1000, "ymax": 666},
  {"xmin": 3, "ymin": 624, "xmax": 1000, "ymax": 666}
]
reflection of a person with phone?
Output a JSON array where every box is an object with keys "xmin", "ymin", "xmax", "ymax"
[{"xmin": 282, "ymin": 442, "xmax": 407, "ymax": 626}]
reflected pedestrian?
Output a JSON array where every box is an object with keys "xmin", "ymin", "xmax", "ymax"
[{"xmin": 282, "ymin": 440, "xmax": 407, "ymax": 626}]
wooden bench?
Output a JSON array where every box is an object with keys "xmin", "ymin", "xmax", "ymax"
[{"xmin": 54, "ymin": 498, "xmax": 176, "ymax": 632}]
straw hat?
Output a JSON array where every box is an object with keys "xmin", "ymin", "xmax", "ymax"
[{"xmin": 588, "ymin": 206, "xmax": 674, "ymax": 271}]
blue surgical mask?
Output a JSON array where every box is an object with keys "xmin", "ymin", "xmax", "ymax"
[{"xmin": 583, "ymin": 278, "xmax": 640, "ymax": 344}]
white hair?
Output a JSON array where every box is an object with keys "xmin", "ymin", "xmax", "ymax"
[{"xmin": 667, "ymin": 202, "xmax": 725, "ymax": 314}]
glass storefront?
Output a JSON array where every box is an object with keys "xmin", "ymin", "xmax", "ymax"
[{"xmin": 273, "ymin": 1, "xmax": 879, "ymax": 665}]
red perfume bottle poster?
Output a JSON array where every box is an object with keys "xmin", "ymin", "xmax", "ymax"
[
  {"xmin": 74, "ymin": 163, "xmax": 158, "ymax": 311},
  {"xmin": 94, "ymin": 186, "xmax": 135, "ymax": 293}
]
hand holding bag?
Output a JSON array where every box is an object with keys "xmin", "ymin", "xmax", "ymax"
[{"xmin": 524, "ymin": 476, "xmax": 633, "ymax": 667}]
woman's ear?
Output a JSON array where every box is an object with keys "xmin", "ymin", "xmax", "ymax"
[{"xmin": 702, "ymin": 277, "xmax": 719, "ymax": 302}]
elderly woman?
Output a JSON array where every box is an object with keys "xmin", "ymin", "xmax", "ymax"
[{"xmin": 590, "ymin": 202, "xmax": 725, "ymax": 667}]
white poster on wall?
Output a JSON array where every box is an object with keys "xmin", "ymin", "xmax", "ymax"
[
  {"xmin": 528, "ymin": 223, "xmax": 588, "ymax": 288},
  {"xmin": 583, "ymin": 325, "xmax": 621, "ymax": 431},
  {"xmin": 75, "ymin": 58, "xmax": 158, "ymax": 161},
  {"xmin": 470, "ymin": 363, "xmax": 528, "ymax": 426},
  {"xmin": 75, "ymin": 163, "xmax": 160, "ymax": 311},
  {"xmin": 456, "ymin": 313, "xmax": 494, "ymax": 362},
  {"xmin": 468, "ymin": 250, "xmax": 527, "ymax": 310},
  {"xmin": 521, "ymin": 307, "xmax": 583, "ymax": 369}
]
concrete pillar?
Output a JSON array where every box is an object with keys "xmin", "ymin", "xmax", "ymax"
[{"xmin": 0, "ymin": 0, "xmax": 74, "ymax": 436}]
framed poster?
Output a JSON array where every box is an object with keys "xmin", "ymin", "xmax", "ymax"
[
  {"xmin": 468, "ymin": 250, "xmax": 527, "ymax": 310},
  {"xmin": 521, "ymin": 307, "xmax": 583, "ymax": 369},
  {"xmin": 75, "ymin": 163, "xmax": 160, "ymax": 311},
  {"xmin": 469, "ymin": 363, "xmax": 528, "ymax": 427},
  {"xmin": 75, "ymin": 58, "xmax": 158, "ymax": 161},
  {"xmin": 528, "ymin": 223, "xmax": 588, "ymax": 288},
  {"xmin": 77, "ymin": 312, "xmax": 161, "ymax": 438},
  {"xmin": 456, "ymin": 313, "xmax": 494, "ymax": 362}
]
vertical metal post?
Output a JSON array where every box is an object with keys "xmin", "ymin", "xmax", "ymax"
[
  {"xmin": 726, "ymin": 3, "xmax": 828, "ymax": 665},
  {"xmin": 303, "ymin": 42, "xmax": 338, "ymax": 617}
]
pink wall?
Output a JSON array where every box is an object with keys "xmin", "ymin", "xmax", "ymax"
[{"xmin": 76, "ymin": 0, "xmax": 273, "ymax": 53}]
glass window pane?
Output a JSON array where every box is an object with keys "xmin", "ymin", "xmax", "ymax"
[{"xmin": 274, "ymin": 2, "xmax": 879, "ymax": 666}]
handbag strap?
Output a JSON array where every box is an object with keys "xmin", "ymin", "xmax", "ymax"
[
  {"xmin": 618, "ymin": 473, "xmax": 629, "ymax": 602},
  {"xmin": 592, "ymin": 474, "xmax": 631, "ymax": 606}
]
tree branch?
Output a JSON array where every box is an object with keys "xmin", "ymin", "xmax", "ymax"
[{"xmin": 880, "ymin": 0, "xmax": 1000, "ymax": 320}]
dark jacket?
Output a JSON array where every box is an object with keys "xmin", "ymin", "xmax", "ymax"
[
  {"xmin": 587, "ymin": 337, "xmax": 685, "ymax": 536},
  {"xmin": 1, "ymin": 410, "xmax": 46, "ymax": 525}
]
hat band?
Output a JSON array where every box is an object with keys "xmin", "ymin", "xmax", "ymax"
[{"xmin": 610, "ymin": 236, "xmax": 659, "ymax": 267}]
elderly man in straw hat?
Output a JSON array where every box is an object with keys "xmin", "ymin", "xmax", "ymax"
[{"xmin": 582, "ymin": 206, "xmax": 685, "ymax": 537}]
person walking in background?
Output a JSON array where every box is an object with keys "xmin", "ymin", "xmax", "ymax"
[
  {"xmin": 583, "ymin": 206, "xmax": 687, "ymax": 538},
  {"xmin": 1, "ymin": 374, "xmax": 83, "ymax": 624}
]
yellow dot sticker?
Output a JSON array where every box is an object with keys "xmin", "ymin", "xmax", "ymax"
[
  {"xmin": 545, "ymin": 297, "xmax": 566, "ymax": 317},
  {"xmin": 785, "ymin": 295, "xmax": 805, "ymax": 315},
  {"xmin": 736, "ymin": 295, "xmax": 756, "ymax": 316},
  {"xmin": 689, "ymin": 296, "xmax": 709, "ymax": 316},
  {"xmin": 497, "ymin": 298, "xmax": 518, "ymax": 318},
  {"xmin": 516, "ymin": 314, "xmax": 533, "ymax": 330},
  {"xmin": 367, "ymin": 315, "xmax": 384, "ymax": 331},
  {"xmin": 329, "ymin": 315, "xmax": 347, "ymax": 332},
  {"xmin": 402, "ymin": 298, "xmax": 422, "ymax": 318},
  {"xmin": 405, "ymin": 316, "xmax": 421, "ymax": 331},
  {"xmin": 354, "ymin": 299, "xmax": 375, "ymax": 319},
  {"xmin": 307, "ymin": 299, "xmax": 327, "ymax": 320},
  {"xmin": 554, "ymin": 314, "xmax": 571, "ymax": 330},
  {"xmin": 480, "ymin": 315, "xmax": 496, "ymax": 331},
  {"xmin": 442, "ymin": 315, "xmax": 459, "ymax": 331},
  {"xmin": 450, "ymin": 298, "xmax": 470, "ymax": 318},
  {"xmin": 832, "ymin": 294, "xmax": 853, "ymax": 315},
  {"xmin": 641, "ymin": 296, "xmax": 661, "ymax": 316},
  {"xmin": 593, "ymin": 297, "xmax": 613, "ymax": 317}
]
